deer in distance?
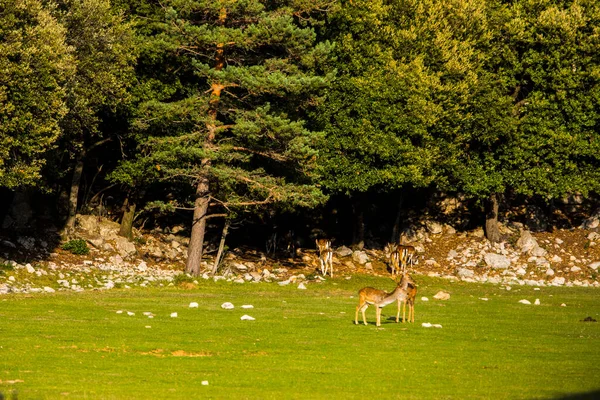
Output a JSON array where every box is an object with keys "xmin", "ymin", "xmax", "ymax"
[
  {"xmin": 384, "ymin": 243, "xmax": 416, "ymax": 277},
  {"xmin": 355, "ymin": 273, "xmax": 415, "ymax": 327},
  {"xmin": 315, "ymin": 239, "xmax": 333, "ymax": 278}
]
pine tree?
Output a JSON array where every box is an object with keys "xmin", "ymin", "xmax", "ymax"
[{"xmin": 114, "ymin": 0, "xmax": 333, "ymax": 275}]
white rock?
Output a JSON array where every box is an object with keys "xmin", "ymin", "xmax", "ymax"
[
  {"xmin": 551, "ymin": 276, "xmax": 566, "ymax": 286},
  {"xmin": 43, "ymin": 287, "xmax": 55, "ymax": 293},
  {"xmin": 240, "ymin": 315, "xmax": 255, "ymax": 321},
  {"xmin": 170, "ymin": 312, "xmax": 178, "ymax": 318},
  {"xmin": 550, "ymin": 255, "xmax": 562, "ymax": 263},
  {"xmin": 336, "ymin": 246, "xmax": 353, "ymax": 257},
  {"xmin": 241, "ymin": 305, "xmax": 254, "ymax": 309},
  {"xmin": 518, "ymin": 299, "xmax": 531, "ymax": 305},
  {"xmin": 352, "ymin": 251, "xmax": 369, "ymax": 265},
  {"xmin": 456, "ymin": 268, "xmax": 474, "ymax": 278},
  {"xmin": 561, "ymin": 303, "xmax": 567, "ymax": 307},
  {"xmin": 145, "ymin": 326, "xmax": 151, "ymax": 329},
  {"xmin": 137, "ymin": 261, "xmax": 148, "ymax": 272},
  {"xmin": 432, "ymin": 324, "xmax": 443, "ymax": 328},
  {"xmin": 221, "ymin": 302, "xmax": 234, "ymax": 309},
  {"xmin": 479, "ymin": 298, "xmax": 489, "ymax": 301},
  {"xmin": 25, "ymin": 264, "xmax": 35, "ymax": 274},
  {"xmin": 433, "ymin": 291, "xmax": 450, "ymax": 300},
  {"xmin": 116, "ymin": 310, "xmax": 123, "ymax": 314},
  {"xmin": 189, "ymin": 302, "xmax": 199, "ymax": 308},
  {"xmin": 531, "ymin": 246, "xmax": 548, "ymax": 257},
  {"xmin": 546, "ymin": 268, "xmax": 555, "ymax": 276},
  {"xmin": 297, "ymin": 282, "xmax": 307, "ymax": 290},
  {"xmin": 517, "ymin": 230, "xmax": 538, "ymax": 253},
  {"xmin": 534, "ymin": 299, "xmax": 540, "ymax": 305},
  {"xmin": 588, "ymin": 262, "xmax": 600, "ymax": 271},
  {"xmin": 484, "ymin": 253, "xmax": 511, "ymax": 269},
  {"xmin": 571, "ymin": 266, "xmax": 581, "ymax": 273},
  {"xmin": 422, "ymin": 322, "xmax": 432, "ymax": 328},
  {"xmin": 127, "ymin": 311, "xmax": 135, "ymax": 316},
  {"xmin": 8, "ymin": 276, "xmax": 15, "ymax": 282},
  {"xmin": 143, "ymin": 312, "xmax": 153, "ymax": 316},
  {"xmin": 421, "ymin": 297, "xmax": 429, "ymax": 302},
  {"xmin": 201, "ymin": 381, "xmax": 209, "ymax": 386}
]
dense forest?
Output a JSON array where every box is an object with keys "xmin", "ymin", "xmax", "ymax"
[{"xmin": 2, "ymin": 0, "xmax": 600, "ymax": 275}]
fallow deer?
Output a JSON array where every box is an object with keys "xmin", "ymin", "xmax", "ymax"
[
  {"xmin": 355, "ymin": 278, "xmax": 409, "ymax": 327},
  {"xmin": 397, "ymin": 272, "xmax": 417, "ymax": 323},
  {"xmin": 315, "ymin": 239, "xmax": 333, "ymax": 277}
]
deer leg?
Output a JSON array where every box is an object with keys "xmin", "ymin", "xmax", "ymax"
[
  {"xmin": 376, "ymin": 307, "xmax": 382, "ymax": 327},
  {"xmin": 396, "ymin": 299, "xmax": 401, "ymax": 323},
  {"xmin": 403, "ymin": 300, "xmax": 407, "ymax": 323},
  {"xmin": 360, "ymin": 304, "xmax": 369, "ymax": 325}
]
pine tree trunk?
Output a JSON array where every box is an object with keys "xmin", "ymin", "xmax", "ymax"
[
  {"xmin": 65, "ymin": 153, "xmax": 85, "ymax": 233},
  {"xmin": 185, "ymin": 6, "xmax": 227, "ymax": 276},
  {"xmin": 186, "ymin": 176, "xmax": 210, "ymax": 276},
  {"xmin": 485, "ymin": 192, "xmax": 501, "ymax": 243},
  {"xmin": 118, "ymin": 197, "xmax": 136, "ymax": 240},
  {"xmin": 211, "ymin": 219, "xmax": 230, "ymax": 275}
]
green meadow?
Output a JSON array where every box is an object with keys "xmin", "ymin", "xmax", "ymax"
[{"xmin": 1, "ymin": 275, "xmax": 599, "ymax": 399}]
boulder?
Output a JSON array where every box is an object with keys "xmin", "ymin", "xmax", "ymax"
[
  {"xmin": 352, "ymin": 251, "xmax": 369, "ymax": 265},
  {"xmin": 516, "ymin": 230, "xmax": 538, "ymax": 253},
  {"xmin": 580, "ymin": 208, "xmax": 600, "ymax": 229},
  {"xmin": 425, "ymin": 220, "xmax": 444, "ymax": 235},
  {"xmin": 484, "ymin": 253, "xmax": 511, "ymax": 269},
  {"xmin": 336, "ymin": 246, "xmax": 353, "ymax": 257},
  {"xmin": 114, "ymin": 237, "xmax": 137, "ymax": 258}
]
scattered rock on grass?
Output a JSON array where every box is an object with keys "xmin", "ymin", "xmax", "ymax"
[{"xmin": 433, "ymin": 291, "xmax": 450, "ymax": 300}]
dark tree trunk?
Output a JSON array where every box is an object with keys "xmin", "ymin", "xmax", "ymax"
[
  {"xmin": 118, "ymin": 197, "xmax": 136, "ymax": 240},
  {"xmin": 485, "ymin": 192, "xmax": 502, "ymax": 242},
  {"xmin": 186, "ymin": 176, "xmax": 210, "ymax": 276},
  {"xmin": 211, "ymin": 218, "xmax": 230, "ymax": 275},
  {"xmin": 391, "ymin": 194, "xmax": 404, "ymax": 243},
  {"xmin": 352, "ymin": 195, "xmax": 365, "ymax": 248},
  {"xmin": 65, "ymin": 153, "xmax": 85, "ymax": 233}
]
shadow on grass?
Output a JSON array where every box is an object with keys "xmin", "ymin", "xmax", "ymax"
[{"xmin": 551, "ymin": 390, "xmax": 600, "ymax": 400}]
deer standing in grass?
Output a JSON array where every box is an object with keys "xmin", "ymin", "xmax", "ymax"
[
  {"xmin": 398, "ymin": 272, "xmax": 417, "ymax": 323},
  {"xmin": 355, "ymin": 275, "xmax": 412, "ymax": 327},
  {"xmin": 316, "ymin": 239, "xmax": 333, "ymax": 278}
]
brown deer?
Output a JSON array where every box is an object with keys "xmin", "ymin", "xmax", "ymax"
[
  {"xmin": 397, "ymin": 272, "xmax": 417, "ymax": 323},
  {"xmin": 315, "ymin": 239, "xmax": 333, "ymax": 277},
  {"xmin": 384, "ymin": 243, "xmax": 416, "ymax": 276},
  {"xmin": 355, "ymin": 277, "xmax": 410, "ymax": 327}
]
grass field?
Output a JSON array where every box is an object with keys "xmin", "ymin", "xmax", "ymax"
[{"xmin": 1, "ymin": 275, "xmax": 599, "ymax": 399}]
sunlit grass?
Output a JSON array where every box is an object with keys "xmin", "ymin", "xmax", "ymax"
[{"xmin": 1, "ymin": 275, "xmax": 599, "ymax": 399}]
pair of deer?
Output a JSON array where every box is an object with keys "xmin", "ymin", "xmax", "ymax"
[
  {"xmin": 355, "ymin": 272, "xmax": 417, "ymax": 327},
  {"xmin": 384, "ymin": 242, "xmax": 416, "ymax": 277}
]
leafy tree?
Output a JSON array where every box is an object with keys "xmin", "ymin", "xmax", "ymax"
[
  {"xmin": 444, "ymin": 0, "xmax": 600, "ymax": 240},
  {"xmin": 0, "ymin": 0, "xmax": 74, "ymax": 188},
  {"xmin": 317, "ymin": 0, "xmax": 491, "ymax": 242},
  {"xmin": 54, "ymin": 0, "xmax": 136, "ymax": 232},
  {"xmin": 113, "ymin": 0, "xmax": 333, "ymax": 275}
]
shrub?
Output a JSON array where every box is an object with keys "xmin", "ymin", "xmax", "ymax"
[{"xmin": 61, "ymin": 239, "xmax": 90, "ymax": 255}]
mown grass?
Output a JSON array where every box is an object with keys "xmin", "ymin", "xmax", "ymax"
[{"xmin": 1, "ymin": 275, "xmax": 599, "ymax": 399}]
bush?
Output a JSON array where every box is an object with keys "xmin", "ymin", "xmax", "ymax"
[{"xmin": 61, "ymin": 239, "xmax": 90, "ymax": 255}]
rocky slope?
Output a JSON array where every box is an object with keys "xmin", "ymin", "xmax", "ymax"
[{"xmin": 1, "ymin": 212, "xmax": 600, "ymax": 295}]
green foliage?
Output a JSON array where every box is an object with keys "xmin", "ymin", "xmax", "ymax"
[
  {"xmin": 61, "ymin": 239, "xmax": 90, "ymax": 255},
  {"xmin": 112, "ymin": 0, "xmax": 333, "ymax": 220},
  {"xmin": 0, "ymin": 0, "xmax": 74, "ymax": 188},
  {"xmin": 0, "ymin": 263, "xmax": 14, "ymax": 275}
]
